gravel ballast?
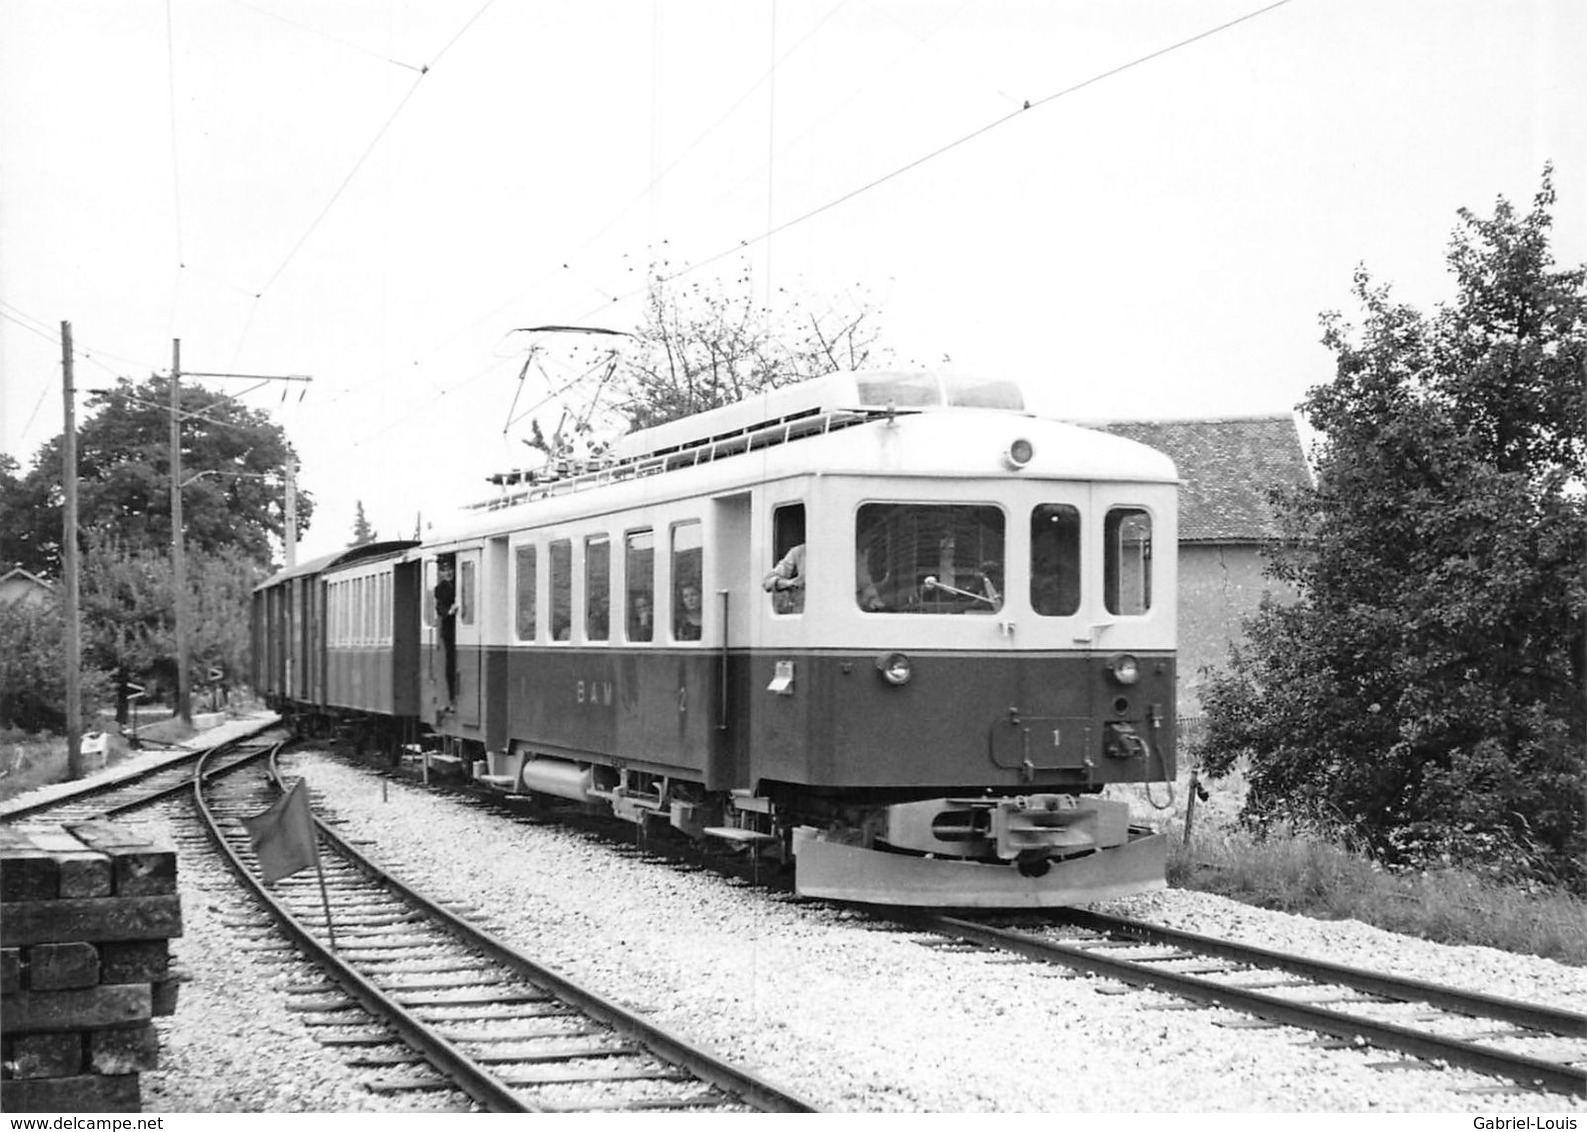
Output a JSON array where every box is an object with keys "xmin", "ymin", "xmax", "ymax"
[{"xmin": 130, "ymin": 750, "xmax": 1587, "ymax": 1113}]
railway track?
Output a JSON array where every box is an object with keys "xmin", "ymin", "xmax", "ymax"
[
  {"xmin": 898, "ymin": 909, "xmax": 1587, "ymax": 1098},
  {"xmin": 191, "ymin": 745, "xmax": 816, "ymax": 1113},
  {"xmin": 328, "ymin": 741, "xmax": 1587, "ymax": 1100},
  {"xmin": 0, "ymin": 725, "xmax": 284, "ymax": 826}
]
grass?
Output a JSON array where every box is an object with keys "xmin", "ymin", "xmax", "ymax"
[
  {"xmin": 1168, "ymin": 824, "xmax": 1587, "ymax": 965},
  {"xmin": 0, "ymin": 707, "xmax": 204, "ymax": 803},
  {"xmin": 1113, "ymin": 760, "xmax": 1587, "ymax": 966}
]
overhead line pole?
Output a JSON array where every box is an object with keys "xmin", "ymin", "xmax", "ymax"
[
  {"xmin": 62, "ymin": 322, "xmax": 82, "ymax": 779},
  {"xmin": 171, "ymin": 341, "xmax": 190, "ymax": 725},
  {"xmin": 168, "ymin": 345, "xmax": 311, "ymax": 726}
]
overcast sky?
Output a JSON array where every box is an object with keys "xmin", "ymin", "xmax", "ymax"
[{"xmin": 2, "ymin": 0, "xmax": 1581, "ymax": 561}]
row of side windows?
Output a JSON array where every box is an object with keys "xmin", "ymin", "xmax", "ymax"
[
  {"xmin": 766, "ymin": 501, "xmax": 1152, "ymax": 617},
  {"xmin": 327, "ymin": 573, "xmax": 392, "ymax": 647},
  {"xmin": 513, "ymin": 520, "xmax": 703, "ymax": 644}
]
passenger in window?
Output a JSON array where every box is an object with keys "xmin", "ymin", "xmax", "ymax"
[
  {"xmin": 629, "ymin": 592, "xmax": 654, "ymax": 641},
  {"xmin": 677, "ymin": 583, "xmax": 703, "ymax": 640},
  {"xmin": 856, "ymin": 554, "xmax": 885, "ymax": 611},
  {"xmin": 763, "ymin": 543, "xmax": 806, "ymax": 613},
  {"xmin": 764, "ymin": 544, "xmax": 886, "ymax": 611}
]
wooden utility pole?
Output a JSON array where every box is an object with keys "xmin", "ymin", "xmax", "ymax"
[
  {"xmin": 62, "ymin": 322, "xmax": 83, "ymax": 778},
  {"xmin": 170, "ymin": 340, "xmax": 191, "ymax": 725}
]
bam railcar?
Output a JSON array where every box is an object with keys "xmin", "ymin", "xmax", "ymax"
[{"xmin": 389, "ymin": 370, "xmax": 1179, "ymax": 908}]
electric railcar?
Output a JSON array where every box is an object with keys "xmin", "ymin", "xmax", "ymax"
[{"xmin": 253, "ymin": 370, "xmax": 1180, "ymax": 907}]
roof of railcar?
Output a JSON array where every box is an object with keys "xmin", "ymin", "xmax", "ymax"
[
  {"xmin": 423, "ymin": 397, "xmax": 1178, "ymax": 549},
  {"xmin": 254, "ymin": 539, "xmax": 419, "ymax": 591}
]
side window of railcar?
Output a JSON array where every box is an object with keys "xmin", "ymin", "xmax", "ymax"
[
  {"xmin": 459, "ymin": 559, "xmax": 476, "ymax": 625},
  {"xmin": 625, "ymin": 530, "xmax": 654, "ymax": 642},
  {"xmin": 1104, "ymin": 508, "xmax": 1152, "ymax": 615},
  {"xmin": 585, "ymin": 535, "xmax": 610, "ymax": 641},
  {"xmin": 515, "ymin": 545, "xmax": 537, "ymax": 640},
  {"xmin": 549, "ymin": 540, "xmax": 572, "ymax": 641},
  {"xmin": 855, "ymin": 503, "xmax": 1004, "ymax": 614},
  {"xmin": 766, "ymin": 503, "xmax": 806, "ymax": 615},
  {"xmin": 422, "ymin": 562, "xmax": 436, "ymax": 627},
  {"xmin": 671, "ymin": 521, "xmax": 703, "ymax": 642},
  {"xmin": 1031, "ymin": 504, "xmax": 1081, "ymax": 617}
]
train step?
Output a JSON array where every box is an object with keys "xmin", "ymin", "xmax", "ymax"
[
  {"xmin": 702, "ymin": 826, "xmax": 777, "ymax": 844},
  {"xmin": 477, "ymin": 774, "xmax": 519, "ymax": 792}
]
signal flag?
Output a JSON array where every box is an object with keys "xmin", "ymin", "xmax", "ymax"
[{"xmin": 241, "ymin": 779, "xmax": 319, "ymax": 884}]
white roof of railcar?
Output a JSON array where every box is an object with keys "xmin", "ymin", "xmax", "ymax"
[{"xmin": 423, "ymin": 397, "xmax": 1177, "ymax": 550}]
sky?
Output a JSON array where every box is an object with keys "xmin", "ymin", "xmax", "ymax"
[{"xmin": 2, "ymin": 0, "xmax": 1582, "ymax": 563}]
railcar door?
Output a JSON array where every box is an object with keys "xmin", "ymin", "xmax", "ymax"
[{"xmin": 455, "ymin": 548, "xmax": 484, "ymax": 727}]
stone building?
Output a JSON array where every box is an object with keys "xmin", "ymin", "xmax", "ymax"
[{"xmin": 1097, "ymin": 416, "xmax": 1313, "ymax": 726}]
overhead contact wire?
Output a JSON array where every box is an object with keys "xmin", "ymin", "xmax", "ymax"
[{"xmin": 666, "ymin": 0, "xmax": 1297, "ymax": 283}]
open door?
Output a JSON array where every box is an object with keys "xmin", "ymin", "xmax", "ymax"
[{"xmin": 455, "ymin": 547, "xmax": 483, "ymax": 726}]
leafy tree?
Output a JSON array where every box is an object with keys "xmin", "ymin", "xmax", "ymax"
[
  {"xmin": 188, "ymin": 546, "xmax": 261, "ymax": 703},
  {"xmin": 2, "ymin": 373, "xmax": 312, "ymax": 576},
  {"xmin": 1198, "ymin": 170, "xmax": 1586, "ymax": 890},
  {"xmin": 611, "ymin": 261, "xmax": 884, "ymax": 432},
  {"xmin": 0, "ymin": 596, "xmax": 110, "ymax": 733},
  {"xmin": 349, "ymin": 500, "xmax": 376, "ymax": 547},
  {"xmin": 70, "ymin": 534, "xmax": 261, "ymax": 725},
  {"xmin": 79, "ymin": 536, "xmax": 173, "ymax": 723},
  {"xmin": 0, "ymin": 453, "xmax": 22, "ymax": 569}
]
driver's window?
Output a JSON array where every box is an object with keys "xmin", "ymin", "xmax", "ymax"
[{"xmin": 855, "ymin": 503, "xmax": 1004, "ymax": 614}]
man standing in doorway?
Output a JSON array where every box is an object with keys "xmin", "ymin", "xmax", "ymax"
[{"xmin": 435, "ymin": 558, "xmax": 459, "ymax": 703}]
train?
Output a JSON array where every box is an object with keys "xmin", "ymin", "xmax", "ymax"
[{"xmin": 252, "ymin": 369, "xmax": 1179, "ymax": 907}]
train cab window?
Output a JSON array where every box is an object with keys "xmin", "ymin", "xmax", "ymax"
[
  {"xmin": 549, "ymin": 540, "xmax": 572, "ymax": 641},
  {"xmin": 459, "ymin": 559, "xmax": 476, "ymax": 626},
  {"xmin": 1105, "ymin": 508, "xmax": 1153, "ymax": 615},
  {"xmin": 1031, "ymin": 504, "xmax": 1081, "ymax": 617},
  {"xmin": 515, "ymin": 545, "xmax": 537, "ymax": 641},
  {"xmin": 671, "ymin": 521, "xmax": 703, "ymax": 642},
  {"xmin": 625, "ymin": 529, "xmax": 655, "ymax": 642},
  {"xmin": 766, "ymin": 504, "xmax": 806, "ymax": 615},
  {"xmin": 856, "ymin": 504, "xmax": 1004, "ymax": 614},
  {"xmin": 585, "ymin": 534, "xmax": 611, "ymax": 641}
]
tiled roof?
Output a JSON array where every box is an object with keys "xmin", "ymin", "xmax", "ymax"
[{"xmin": 1093, "ymin": 416, "xmax": 1312, "ymax": 543}]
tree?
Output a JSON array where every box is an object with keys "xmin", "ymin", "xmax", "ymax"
[
  {"xmin": 0, "ymin": 453, "xmax": 22, "ymax": 569},
  {"xmin": 1197, "ymin": 170, "xmax": 1586, "ymax": 890},
  {"xmin": 0, "ymin": 596, "xmax": 110, "ymax": 733},
  {"xmin": 610, "ymin": 261, "xmax": 884, "ymax": 432},
  {"xmin": 72, "ymin": 534, "xmax": 261, "ymax": 724},
  {"xmin": 79, "ymin": 536, "xmax": 174, "ymax": 724},
  {"xmin": 2, "ymin": 373, "xmax": 312, "ymax": 576},
  {"xmin": 349, "ymin": 501, "xmax": 376, "ymax": 547}
]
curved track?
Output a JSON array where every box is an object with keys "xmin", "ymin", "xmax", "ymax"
[
  {"xmin": 1, "ymin": 726, "xmax": 284, "ymax": 825},
  {"xmin": 902, "ymin": 909, "xmax": 1587, "ymax": 1097},
  {"xmin": 192, "ymin": 746, "xmax": 816, "ymax": 1113}
]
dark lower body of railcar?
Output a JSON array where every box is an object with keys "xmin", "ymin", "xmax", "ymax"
[{"xmin": 423, "ymin": 641, "xmax": 1173, "ymax": 908}]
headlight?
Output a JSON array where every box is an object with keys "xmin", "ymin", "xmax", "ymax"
[
  {"xmin": 1107, "ymin": 653, "xmax": 1140, "ymax": 685},
  {"xmin": 1002, "ymin": 438, "xmax": 1034, "ymax": 470},
  {"xmin": 875, "ymin": 651, "xmax": 914, "ymax": 686}
]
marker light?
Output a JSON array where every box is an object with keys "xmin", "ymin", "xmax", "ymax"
[
  {"xmin": 875, "ymin": 652, "xmax": 914, "ymax": 686},
  {"xmin": 1003, "ymin": 438, "xmax": 1034, "ymax": 469},
  {"xmin": 1107, "ymin": 653, "xmax": 1141, "ymax": 685}
]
